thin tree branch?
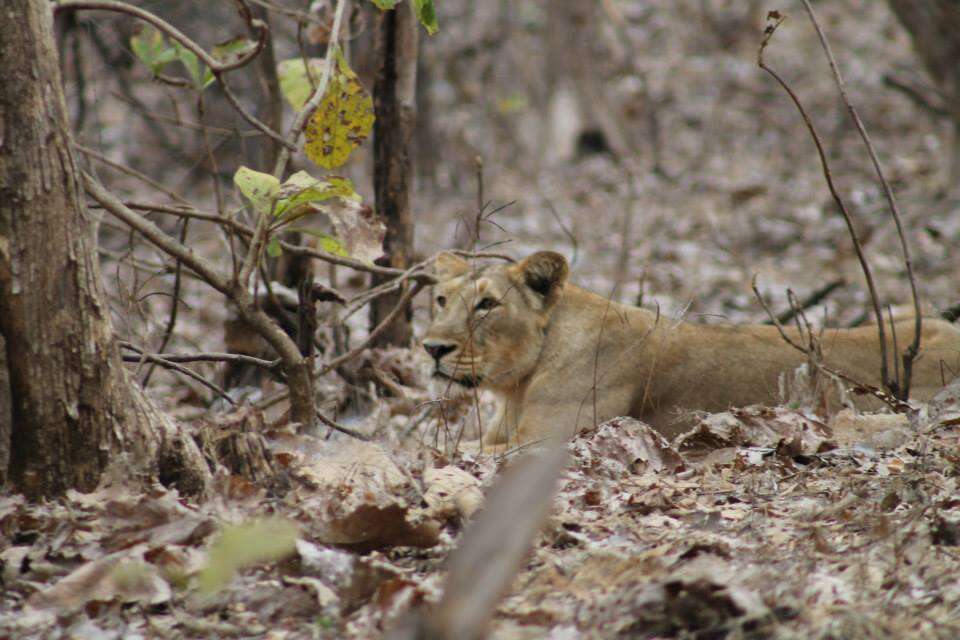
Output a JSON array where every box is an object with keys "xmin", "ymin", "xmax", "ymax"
[
  {"xmin": 762, "ymin": 278, "xmax": 845, "ymax": 326},
  {"xmin": 76, "ymin": 144, "xmax": 190, "ymax": 204},
  {"xmin": 239, "ymin": 0, "xmax": 350, "ymax": 289},
  {"xmin": 119, "ymin": 342, "xmax": 236, "ymax": 404},
  {"xmin": 85, "ymin": 173, "xmax": 316, "ymax": 428},
  {"xmin": 319, "ymin": 282, "xmax": 424, "ymax": 375},
  {"xmin": 758, "ymin": 14, "xmax": 892, "ymax": 398},
  {"xmin": 142, "ymin": 217, "xmax": 189, "ymax": 386},
  {"xmin": 120, "ymin": 342, "xmax": 277, "ymax": 368},
  {"xmin": 270, "ymin": 0, "xmax": 351, "ymax": 178},
  {"xmin": 85, "ymin": 174, "xmax": 233, "ymax": 294},
  {"xmin": 799, "ymin": 0, "xmax": 922, "ymax": 401},
  {"xmin": 55, "ymin": 0, "xmax": 267, "ymax": 72}
]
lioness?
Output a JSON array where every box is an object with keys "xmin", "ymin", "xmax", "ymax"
[{"xmin": 422, "ymin": 251, "xmax": 960, "ymax": 447}]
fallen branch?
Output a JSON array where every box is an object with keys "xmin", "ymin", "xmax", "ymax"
[
  {"xmin": 882, "ymin": 74, "xmax": 949, "ymax": 118},
  {"xmin": 315, "ymin": 410, "xmax": 371, "ymax": 441}
]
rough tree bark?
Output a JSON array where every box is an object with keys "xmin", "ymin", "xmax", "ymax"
[
  {"xmin": 887, "ymin": 1, "xmax": 960, "ymax": 182},
  {"xmin": 369, "ymin": 1, "xmax": 419, "ymax": 348},
  {"xmin": 0, "ymin": 0, "xmax": 209, "ymax": 498}
]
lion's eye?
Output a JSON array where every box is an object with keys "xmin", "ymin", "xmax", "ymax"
[
  {"xmin": 436, "ymin": 295, "xmax": 447, "ymax": 308},
  {"xmin": 475, "ymin": 297, "xmax": 499, "ymax": 311}
]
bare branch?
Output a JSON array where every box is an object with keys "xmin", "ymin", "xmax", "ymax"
[
  {"xmin": 758, "ymin": 15, "xmax": 892, "ymax": 397},
  {"xmin": 76, "ymin": 144, "xmax": 189, "ymax": 205},
  {"xmin": 320, "ymin": 282, "xmax": 425, "ymax": 375},
  {"xmin": 85, "ymin": 174, "xmax": 317, "ymax": 427},
  {"xmin": 56, "ymin": 0, "xmax": 267, "ymax": 73},
  {"xmin": 752, "ymin": 276, "xmax": 807, "ymax": 353},
  {"xmin": 120, "ymin": 342, "xmax": 277, "ymax": 368},
  {"xmin": 119, "ymin": 342, "xmax": 236, "ymax": 404},
  {"xmin": 799, "ymin": 0, "xmax": 922, "ymax": 401},
  {"xmin": 85, "ymin": 174, "xmax": 233, "ymax": 294},
  {"xmin": 762, "ymin": 278, "xmax": 845, "ymax": 326},
  {"xmin": 315, "ymin": 410, "xmax": 371, "ymax": 441}
]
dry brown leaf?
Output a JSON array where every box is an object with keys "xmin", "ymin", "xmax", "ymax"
[
  {"xmin": 571, "ymin": 417, "xmax": 683, "ymax": 477},
  {"xmin": 420, "ymin": 465, "xmax": 484, "ymax": 521},
  {"xmin": 676, "ymin": 406, "xmax": 834, "ymax": 457},
  {"xmin": 295, "ymin": 441, "xmax": 440, "ymax": 550},
  {"xmin": 27, "ymin": 545, "xmax": 170, "ymax": 611}
]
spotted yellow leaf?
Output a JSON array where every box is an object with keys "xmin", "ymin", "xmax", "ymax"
[{"xmin": 303, "ymin": 48, "xmax": 374, "ymax": 170}]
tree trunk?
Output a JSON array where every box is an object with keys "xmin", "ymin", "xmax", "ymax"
[
  {"xmin": 887, "ymin": 0, "xmax": 960, "ymax": 183},
  {"xmin": 0, "ymin": 340, "xmax": 10, "ymax": 484},
  {"xmin": 0, "ymin": 0, "xmax": 209, "ymax": 498},
  {"xmin": 369, "ymin": 2, "xmax": 418, "ymax": 348}
]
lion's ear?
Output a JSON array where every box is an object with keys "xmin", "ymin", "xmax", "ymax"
[
  {"xmin": 435, "ymin": 252, "xmax": 470, "ymax": 279},
  {"xmin": 512, "ymin": 251, "xmax": 569, "ymax": 300}
]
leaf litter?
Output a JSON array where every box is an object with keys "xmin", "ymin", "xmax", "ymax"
[{"xmin": 3, "ymin": 384, "xmax": 960, "ymax": 639}]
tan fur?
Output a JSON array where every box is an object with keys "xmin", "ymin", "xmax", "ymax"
[{"xmin": 422, "ymin": 251, "xmax": 960, "ymax": 447}]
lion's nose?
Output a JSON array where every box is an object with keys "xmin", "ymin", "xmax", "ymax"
[{"xmin": 423, "ymin": 341, "xmax": 456, "ymax": 361}]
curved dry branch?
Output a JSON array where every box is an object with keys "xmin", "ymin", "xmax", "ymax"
[
  {"xmin": 798, "ymin": 0, "xmax": 922, "ymax": 399},
  {"xmin": 56, "ymin": 0, "xmax": 267, "ymax": 72},
  {"xmin": 758, "ymin": 15, "xmax": 892, "ymax": 399},
  {"xmin": 57, "ymin": 0, "xmax": 294, "ymax": 150}
]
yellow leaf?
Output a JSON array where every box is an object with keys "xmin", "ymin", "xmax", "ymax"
[{"xmin": 303, "ymin": 48, "xmax": 374, "ymax": 170}]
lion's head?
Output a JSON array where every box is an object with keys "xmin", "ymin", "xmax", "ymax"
[{"xmin": 421, "ymin": 251, "xmax": 569, "ymax": 392}]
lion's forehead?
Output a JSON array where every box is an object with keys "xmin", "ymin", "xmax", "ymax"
[{"xmin": 439, "ymin": 267, "xmax": 513, "ymax": 302}]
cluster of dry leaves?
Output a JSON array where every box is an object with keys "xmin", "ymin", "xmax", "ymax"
[{"xmin": 3, "ymin": 377, "xmax": 959, "ymax": 639}]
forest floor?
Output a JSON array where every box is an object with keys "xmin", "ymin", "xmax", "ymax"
[{"xmin": 2, "ymin": 375, "xmax": 960, "ymax": 639}]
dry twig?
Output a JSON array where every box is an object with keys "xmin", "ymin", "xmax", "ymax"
[{"xmin": 798, "ymin": 0, "xmax": 922, "ymax": 401}]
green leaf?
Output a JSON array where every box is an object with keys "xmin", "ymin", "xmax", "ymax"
[
  {"xmin": 212, "ymin": 36, "xmax": 257, "ymax": 66},
  {"xmin": 296, "ymin": 229, "xmax": 348, "ymax": 257},
  {"xmin": 172, "ymin": 40, "xmax": 209, "ymax": 90},
  {"xmin": 130, "ymin": 26, "xmax": 177, "ymax": 75},
  {"xmin": 318, "ymin": 234, "xmax": 348, "ymax": 256},
  {"xmin": 197, "ymin": 519, "xmax": 298, "ymax": 595},
  {"xmin": 202, "ymin": 68, "xmax": 216, "ymax": 90},
  {"xmin": 371, "ymin": 0, "xmax": 401, "ymax": 8},
  {"xmin": 266, "ymin": 236, "xmax": 283, "ymax": 258},
  {"xmin": 275, "ymin": 173, "xmax": 360, "ymax": 229},
  {"xmin": 303, "ymin": 48, "xmax": 375, "ymax": 169},
  {"xmin": 233, "ymin": 166, "xmax": 280, "ymax": 215},
  {"xmin": 277, "ymin": 58, "xmax": 326, "ymax": 111},
  {"xmin": 413, "ymin": 0, "xmax": 439, "ymax": 35}
]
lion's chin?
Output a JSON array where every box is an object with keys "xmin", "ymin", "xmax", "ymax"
[{"xmin": 433, "ymin": 370, "xmax": 484, "ymax": 389}]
